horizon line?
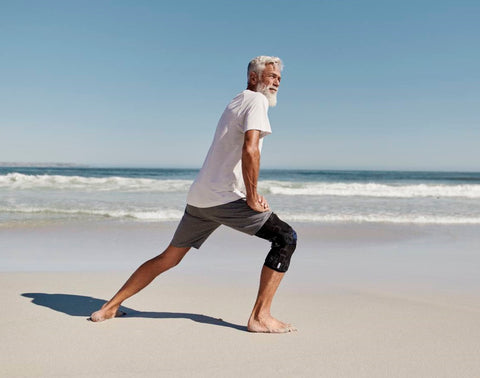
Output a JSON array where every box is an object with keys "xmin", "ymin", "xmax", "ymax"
[{"xmin": 1, "ymin": 162, "xmax": 479, "ymax": 174}]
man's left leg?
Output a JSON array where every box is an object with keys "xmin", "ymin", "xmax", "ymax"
[
  {"xmin": 248, "ymin": 213, "xmax": 297, "ymax": 333},
  {"xmin": 90, "ymin": 245, "xmax": 190, "ymax": 322}
]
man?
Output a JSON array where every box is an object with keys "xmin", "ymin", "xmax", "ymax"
[{"xmin": 90, "ymin": 56, "xmax": 297, "ymax": 333}]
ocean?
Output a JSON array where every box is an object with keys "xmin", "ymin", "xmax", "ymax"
[{"xmin": 1, "ymin": 167, "xmax": 480, "ymax": 226}]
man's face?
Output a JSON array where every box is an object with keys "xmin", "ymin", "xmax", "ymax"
[
  {"xmin": 260, "ymin": 63, "xmax": 282, "ymax": 93},
  {"xmin": 256, "ymin": 63, "xmax": 281, "ymax": 107}
]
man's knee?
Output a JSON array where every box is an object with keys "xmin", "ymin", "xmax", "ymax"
[
  {"xmin": 161, "ymin": 245, "xmax": 190, "ymax": 267},
  {"xmin": 255, "ymin": 214, "xmax": 297, "ymax": 273}
]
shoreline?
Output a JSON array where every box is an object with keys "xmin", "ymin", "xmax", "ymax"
[{"xmin": 2, "ymin": 219, "xmax": 479, "ymax": 297}]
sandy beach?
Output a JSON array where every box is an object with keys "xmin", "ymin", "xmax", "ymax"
[{"xmin": 1, "ymin": 221, "xmax": 480, "ymax": 377}]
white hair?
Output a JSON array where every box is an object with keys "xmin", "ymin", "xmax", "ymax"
[{"xmin": 247, "ymin": 55, "xmax": 283, "ymax": 83}]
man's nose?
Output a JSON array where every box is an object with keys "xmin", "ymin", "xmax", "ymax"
[{"xmin": 273, "ymin": 78, "xmax": 280, "ymax": 87}]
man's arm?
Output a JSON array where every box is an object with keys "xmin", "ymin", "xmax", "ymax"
[{"xmin": 242, "ymin": 130, "xmax": 269, "ymax": 212}]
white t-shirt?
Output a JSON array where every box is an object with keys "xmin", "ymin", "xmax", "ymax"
[{"xmin": 187, "ymin": 90, "xmax": 272, "ymax": 208}]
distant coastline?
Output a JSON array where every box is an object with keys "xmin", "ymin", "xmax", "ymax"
[
  {"xmin": 0, "ymin": 162, "xmax": 89, "ymax": 168},
  {"xmin": 0, "ymin": 163, "xmax": 478, "ymax": 174}
]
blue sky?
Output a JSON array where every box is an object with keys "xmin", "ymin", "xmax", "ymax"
[{"xmin": 1, "ymin": 0, "xmax": 479, "ymax": 170}]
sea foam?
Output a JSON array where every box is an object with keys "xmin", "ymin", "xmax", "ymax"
[
  {"xmin": 0, "ymin": 205, "xmax": 183, "ymax": 221},
  {"xmin": 3, "ymin": 173, "xmax": 480, "ymax": 198},
  {"xmin": 2, "ymin": 169, "xmax": 480, "ymax": 226},
  {"xmin": 260, "ymin": 181, "xmax": 480, "ymax": 198},
  {"xmin": 0, "ymin": 173, "xmax": 192, "ymax": 192}
]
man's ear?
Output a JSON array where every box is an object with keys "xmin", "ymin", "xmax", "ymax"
[{"xmin": 249, "ymin": 71, "xmax": 258, "ymax": 85}]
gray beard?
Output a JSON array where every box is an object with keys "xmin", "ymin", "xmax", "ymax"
[{"xmin": 256, "ymin": 83, "xmax": 277, "ymax": 107}]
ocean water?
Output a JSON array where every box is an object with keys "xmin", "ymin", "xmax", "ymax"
[{"xmin": 1, "ymin": 167, "xmax": 480, "ymax": 226}]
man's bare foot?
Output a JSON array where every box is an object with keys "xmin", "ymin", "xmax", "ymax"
[
  {"xmin": 247, "ymin": 315, "xmax": 297, "ymax": 333},
  {"xmin": 89, "ymin": 303, "xmax": 125, "ymax": 322}
]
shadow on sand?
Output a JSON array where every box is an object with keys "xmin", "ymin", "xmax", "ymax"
[{"xmin": 21, "ymin": 293, "xmax": 247, "ymax": 332}]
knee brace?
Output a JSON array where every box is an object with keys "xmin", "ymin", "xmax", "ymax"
[{"xmin": 255, "ymin": 213, "xmax": 297, "ymax": 273}]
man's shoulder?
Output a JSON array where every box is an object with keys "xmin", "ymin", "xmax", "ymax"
[
  {"xmin": 231, "ymin": 90, "xmax": 268, "ymax": 109},
  {"xmin": 242, "ymin": 89, "xmax": 267, "ymax": 102}
]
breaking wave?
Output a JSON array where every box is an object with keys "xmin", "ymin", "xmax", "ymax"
[
  {"xmin": 0, "ymin": 173, "xmax": 191, "ymax": 192},
  {"xmin": 259, "ymin": 181, "xmax": 480, "ymax": 198},
  {"xmin": 2, "ymin": 173, "xmax": 480, "ymax": 199}
]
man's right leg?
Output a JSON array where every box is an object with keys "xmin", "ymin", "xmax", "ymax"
[
  {"xmin": 247, "ymin": 265, "xmax": 295, "ymax": 333},
  {"xmin": 248, "ymin": 213, "xmax": 297, "ymax": 333},
  {"xmin": 89, "ymin": 245, "xmax": 190, "ymax": 322}
]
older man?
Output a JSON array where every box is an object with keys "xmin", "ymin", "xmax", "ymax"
[{"xmin": 90, "ymin": 56, "xmax": 297, "ymax": 333}]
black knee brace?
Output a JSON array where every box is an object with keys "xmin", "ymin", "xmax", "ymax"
[{"xmin": 255, "ymin": 213, "xmax": 297, "ymax": 273}]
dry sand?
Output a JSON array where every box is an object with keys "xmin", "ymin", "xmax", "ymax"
[{"xmin": 1, "ymin": 221, "xmax": 480, "ymax": 377}]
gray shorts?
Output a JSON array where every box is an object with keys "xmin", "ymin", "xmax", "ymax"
[{"xmin": 170, "ymin": 199, "xmax": 272, "ymax": 249}]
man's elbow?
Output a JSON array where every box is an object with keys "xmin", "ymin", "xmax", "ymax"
[{"xmin": 242, "ymin": 143, "xmax": 260, "ymax": 158}]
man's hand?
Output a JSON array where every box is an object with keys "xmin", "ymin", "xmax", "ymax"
[{"xmin": 246, "ymin": 194, "xmax": 270, "ymax": 212}]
